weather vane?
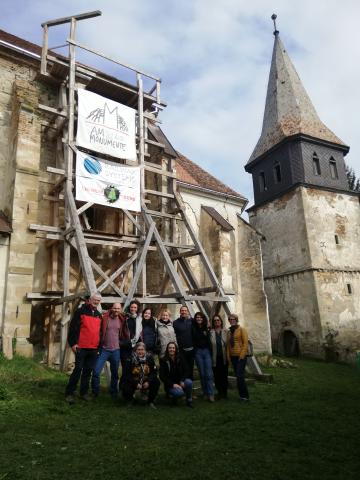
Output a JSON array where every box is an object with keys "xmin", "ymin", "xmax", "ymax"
[{"xmin": 271, "ymin": 13, "xmax": 279, "ymax": 35}]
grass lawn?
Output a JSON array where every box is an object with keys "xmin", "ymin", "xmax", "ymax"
[{"xmin": 0, "ymin": 355, "xmax": 359, "ymax": 480}]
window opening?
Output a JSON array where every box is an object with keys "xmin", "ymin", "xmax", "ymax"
[
  {"xmin": 259, "ymin": 171, "xmax": 267, "ymax": 192},
  {"xmin": 312, "ymin": 153, "xmax": 321, "ymax": 176},
  {"xmin": 334, "ymin": 235, "xmax": 339, "ymax": 245},
  {"xmin": 329, "ymin": 157, "xmax": 338, "ymax": 179},
  {"xmin": 274, "ymin": 162, "xmax": 282, "ymax": 183},
  {"xmin": 346, "ymin": 283, "xmax": 352, "ymax": 295}
]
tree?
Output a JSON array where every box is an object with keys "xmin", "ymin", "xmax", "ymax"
[{"xmin": 345, "ymin": 163, "xmax": 360, "ymax": 191}]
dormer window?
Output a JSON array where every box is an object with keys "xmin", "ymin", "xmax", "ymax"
[
  {"xmin": 329, "ymin": 157, "xmax": 338, "ymax": 179},
  {"xmin": 259, "ymin": 171, "xmax": 267, "ymax": 192},
  {"xmin": 312, "ymin": 153, "xmax": 321, "ymax": 176},
  {"xmin": 274, "ymin": 162, "xmax": 282, "ymax": 183}
]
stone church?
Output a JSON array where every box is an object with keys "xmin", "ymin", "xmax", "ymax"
[
  {"xmin": 246, "ymin": 30, "xmax": 360, "ymax": 362},
  {"xmin": 0, "ymin": 28, "xmax": 271, "ymax": 361}
]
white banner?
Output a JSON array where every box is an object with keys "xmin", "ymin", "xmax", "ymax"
[
  {"xmin": 76, "ymin": 89, "xmax": 136, "ymax": 160},
  {"xmin": 75, "ymin": 151, "xmax": 141, "ymax": 212}
]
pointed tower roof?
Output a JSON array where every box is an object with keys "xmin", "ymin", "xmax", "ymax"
[{"xmin": 247, "ymin": 31, "xmax": 347, "ymax": 166}]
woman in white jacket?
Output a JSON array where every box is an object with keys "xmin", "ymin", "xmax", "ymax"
[{"xmin": 156, "ymin": 309, "xmax": 177, "ymax": 358}]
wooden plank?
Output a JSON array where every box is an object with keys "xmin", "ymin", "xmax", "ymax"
[
  {"xmin": 29, "ymin": 224, "xmax": 62, "ymax": 233},
  {"xmin": 77, "ymin": 202, "xmax": 93, "ymax": 215},
  {"xmin": 42, "ymin": 10, "xmax": 101, "ymax": 27},
  {"xmin": 144, "ymin": 138, "xmax": 165, "ymax": 149},
  {"xmin": 123, "ymin": 222, "xmax": 155, "ymax": 309},
  {"xmin": 141, "ymin": 208, "xmax": 195, "ymax": 316},
  {"xmin": 98, "ymin": 251, "xmax": 138, "ymax": 293},
  {"xmin": 145, "ymin": 209, "xmax": 181, "ymax": 220},
  {"xmin": 144, "ymin": 164, "xmax": 176, "ymax": 178},
  {"xmin": 40, "ymin": 24, "xmax": 48, "ymax": 75},
  {"xmin": 66, "ymin": 188, "xmax": 97, "ymax": 293},
  {"xmin": 46, "ymin": 166, "xmax": 65, "ymax": 175},
  {"xmin": 123, "ymin": 209, "xmax": 144, "ymax": 234},
  {"xmin": 67, "ymin": 38, "xmax": 161, "ymax": 81},
  {"xmin": 145, "ymin": 189, "xmax": 174, "ymax": 199},
  {"xmin": 171, "ymin": 249, "xmax": 200, "ymax": 260},
  {"xmin": 39, "ymin": 103, "xmax": 67, "ymax": 118}
]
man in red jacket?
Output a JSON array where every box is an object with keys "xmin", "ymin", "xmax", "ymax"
[{"xmin": 65, "ymin": 293, "xmax": 102, "ymax": 404}]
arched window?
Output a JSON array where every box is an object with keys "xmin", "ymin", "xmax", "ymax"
[
  {"xmin": 329, "ymin": 157, "xmax": 338, "ymax": 179},
  {"xmin": 312, "ymin": 152, "xmax": 321, "ymax": 176}
]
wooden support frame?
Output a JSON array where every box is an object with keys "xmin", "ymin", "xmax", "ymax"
[{"xmin": 30, "ymin": 11, "xmax": 263, "ymax": 376}]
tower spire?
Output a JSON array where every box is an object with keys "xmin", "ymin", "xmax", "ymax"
[
  {"xmin": 246, "ymin": 28, "xmax": 346, "ymax": 166},
  {"xmin": 271, "ymin": 13, "xmax": 279, "ymax": 36}
]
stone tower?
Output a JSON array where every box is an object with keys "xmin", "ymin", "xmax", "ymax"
[{"xmin": 245, "ymin": 27, "xmax": 360, "ymax": 361}]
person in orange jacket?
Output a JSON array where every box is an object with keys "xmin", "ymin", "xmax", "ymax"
[{"xmin": 227, "ymin": 314, "xmax": 249, "ymax": 401}]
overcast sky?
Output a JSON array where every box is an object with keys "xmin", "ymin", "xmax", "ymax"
[{"xmin": 2, "ymin": 0, "xmax": 360, "ymax": 207}]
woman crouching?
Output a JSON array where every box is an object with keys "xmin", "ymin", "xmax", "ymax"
[
  {"xmin": 159, "ymin": 342, "xmax": 193, "ymax": 408},
  {"xmin": 122, "ymin": 342, "xmax": 160, "ymax": 408}
]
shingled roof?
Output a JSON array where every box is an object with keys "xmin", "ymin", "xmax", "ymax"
[
  {"xmin": 176, "ymin": 152, "xmax": 246, "ymax": 201},
  {"xmin": 247, "ymin": 33, "xmax": 348, "ymax": 166}
]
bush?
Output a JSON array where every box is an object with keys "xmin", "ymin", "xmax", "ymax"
[{"xmin": 0, "ymin": 383, "xmax": 11, "ymax": 401}]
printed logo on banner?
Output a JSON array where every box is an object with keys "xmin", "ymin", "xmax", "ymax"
[
  {"xmin": 76, "ymin": 89, "xmax": 136, "ymax": 161},
  {"xmin": 104, "ymin": 185, "xmax": 120, "ymax": 203},
  {"xmin": 75, "ymin": 150, "xmax": 141, "ymax": 212}
]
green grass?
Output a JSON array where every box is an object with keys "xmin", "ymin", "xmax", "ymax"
[{"xmin": 0, "ymin": 355, "xmax": 359, "ymax": 480}]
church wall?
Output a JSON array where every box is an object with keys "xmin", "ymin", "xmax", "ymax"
[
  {"xmin": 237, "ymin": 218, "xmax": 271, "ymax": 353},
  {"xmin": 180, "ymin": 187, "xmax": 272, "ymax": 353},
  {"xmin": 301, "ymin": 188, "xmax": 360, "ymax": 270},
  {"xmin": 264, "ymin": 271, "xmax": 323, "ymax": 357},
  {"xmin": 248, "ymin": 186, "xmax": 311, "ymax": 277},
  {"xmin": 314, "ymin": 270, "xmax": 360, "ymax": 362}
]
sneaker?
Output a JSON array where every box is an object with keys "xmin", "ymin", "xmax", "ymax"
[
  {"xmin": 186, "ymin": 400, "xmax": 194, "ymax": 408},
  {"xmin": 65, "ymin": 395, "xmax": 75, "ymax": 405},
  {"xmin": 240, "ymin": 397, "xmax": 249, "ymax": 402},
  {"xmin": 148, "ymin": 402, "xmax": 157, "ymax": 410},
  {"xmin": 208, "ymin": 395, "xmax": 215, "ymax": 403},
  {"xmin": 80, "ymin": 394, "xmax": 92, "ymax": 402}
]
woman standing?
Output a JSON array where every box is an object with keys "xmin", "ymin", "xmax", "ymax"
[
  {"xmin": 159, "ymin": 342, "xmax": 193, "ymax": 408},
  {"xmin": 141, "ymin": 307, "xmax": 158, "ymax": 355},
  {"xmin": 192, "ymin": 311, "xmax": 215, "ymax": 402},
  {"xmin": 156, "ymin": 309, "xmax": 177, "ymax": 358},
  {"xmin": 210, "ymin": 314, "xmax": 229, "ymax": 399},
  {"xmin": 227, "ymin": 314, "xmax": 249, "ymax": 401}
]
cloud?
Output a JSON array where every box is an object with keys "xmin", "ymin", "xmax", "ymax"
[{"xmin": 1, "ymin": 0, "xmax": 359, "ymax": 207}]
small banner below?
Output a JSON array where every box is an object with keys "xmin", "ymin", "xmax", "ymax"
[
  {"xmin": 76, "ymin": 150, "xmax": 141, "ymax": 212},
  {"xmin": 76, "ymin": 89, "xmax": 136, "ymax": 160}
]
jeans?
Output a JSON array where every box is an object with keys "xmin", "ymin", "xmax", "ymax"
[
  {"xmin": 168, "ymin": 378, "xmax": 193, "ymax": 401},
  {"xmin": 91, "ymin": 348, "xmax": 120, "ymax": 396},
  {"xmin": 231, "ymin": 356, "xmax": 249, "ymax": 399},
  {"xmin": 195, "ymin": 348, "xmax": 214, "ymax": 397},
  {"xmin": 65, "ymin": 348, "xmax": 98, "ymax": 396}
]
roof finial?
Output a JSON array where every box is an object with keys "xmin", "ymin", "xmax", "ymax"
[{"xmin": 271, "ymin": 13, "xmax": 279, "ymax": 36}]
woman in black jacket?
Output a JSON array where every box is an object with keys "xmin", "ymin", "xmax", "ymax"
[
  {"xmin": 192, "ymin": 311, "xmax": 215, "ymax": 402},
  {"xmin": 141, "ymin": 307, "xmax": 158, "ymax": 355},
  {"xmin": 159, "ymin": 342, "xmax": 193, "ymax": 408},
  {"xmin": 122, "ymin": 342, "xmax": 160, "ymax": 408}
]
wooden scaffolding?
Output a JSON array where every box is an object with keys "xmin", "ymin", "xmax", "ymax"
[{"xmin": 27, "ymin": 11, "xmax": 262, "ymax": 375}]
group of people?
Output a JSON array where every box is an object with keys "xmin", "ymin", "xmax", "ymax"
[{"xmin": 64, "ymin": 293, "xmax": 250, "ymax": 408}]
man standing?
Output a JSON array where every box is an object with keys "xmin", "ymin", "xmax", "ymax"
[
  {"xmin": 65, "ymin": 293, "xmax": 102, "ymax": 404},
  {"xmin": 91, "ymin": 303, "xmax": 124, "ymax": 399},
  {"xmin": 173, "ymin": 305, "xmax": 194, "ymax": 379}
]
